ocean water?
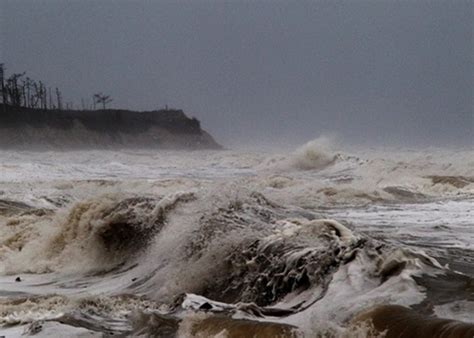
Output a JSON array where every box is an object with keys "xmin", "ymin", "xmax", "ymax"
[{"xmin": 1, "ymin": 139, "xmax": 473, "ymax": 337}]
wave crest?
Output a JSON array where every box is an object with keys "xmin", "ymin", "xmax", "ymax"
[
  {"xmin": 290, "ymin": 137, "xmax": 338, "ymax": 171},
  {"xmin": 2, "ymin": 192, "xmax": 195, "ymax": 274}
]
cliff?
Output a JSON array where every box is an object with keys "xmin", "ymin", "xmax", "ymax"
[{"xmin": 0, "ymin": 104, "xmax": 221, "ymax": 150}]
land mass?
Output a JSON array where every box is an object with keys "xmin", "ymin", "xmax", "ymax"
[{"xmin": 0, "ymin": 104, "xmax": 221, "ymax": 150}]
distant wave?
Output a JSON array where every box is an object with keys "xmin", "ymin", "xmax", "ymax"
[{"xmin": 289, "ymin": 137, "xmax": 339, "ymax": 170}]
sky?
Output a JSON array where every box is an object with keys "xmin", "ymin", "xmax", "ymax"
[{"xmin": 1, "ymin": 0, "xmax": 472, "ymax": 147}]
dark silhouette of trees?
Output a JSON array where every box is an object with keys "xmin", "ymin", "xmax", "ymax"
[
  {"xmin": 36, "ymin": 81, "xmax": 47, "ymax": 109},
  {"xmin": 0, "ymin": 66, "xmax": 119, "ymax": 113},
  {"xmin": 6, "ymin": 72, "xmax": 25, "ymax": 107},
  {"xmin": 0, "ymin": 65, "xmax": 68, "ymax": 111},
  {"xmin": 0, "ymin": 64, "xmax": 149, "ymax": 114},
  {"xmin": 0, "ymin": 66, "xmax": 53, "ymax": 110},
  {"xmin": 55, "ymin": 87, "xmax": 63, "ymax": 110},
  {"xmin": 93, "ymin": 93, "xmax": 112, "ymax": 109}
]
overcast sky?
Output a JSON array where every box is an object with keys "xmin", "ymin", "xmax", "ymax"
[{"xmin": 1, "ymin": 0, "xmax": 472, "ymax": 147}]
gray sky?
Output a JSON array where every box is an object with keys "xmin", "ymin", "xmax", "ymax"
[{"xmin": 1, "ymin": 0, "xmax": 472, "ymax": 147}]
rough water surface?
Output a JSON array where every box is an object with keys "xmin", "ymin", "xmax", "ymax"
[{"xmin": 1, "ymin": 140, "xmax": 473, "ymax": 337}]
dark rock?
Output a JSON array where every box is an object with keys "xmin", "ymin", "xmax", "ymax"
[{"xmin": 199, "ymin": 302, "xmax": 213, "ymax": 310}]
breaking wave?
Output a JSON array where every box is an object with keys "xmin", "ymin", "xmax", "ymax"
[
  {"xmin": 1, "ymin": 192, "xmax": 195, "ymax": 274},
  {"xmin": 289, "ymin": 137, "xmax": 339, "ymax": 171}
]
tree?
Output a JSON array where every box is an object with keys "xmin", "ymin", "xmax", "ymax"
[
  {"xmin": 0, "ymin": 64, "xmax": 72, "ymax": 111},
  {"xmin": 23, "ymin": 77, "xmax": 32, "ymax": 108},
  {"xmin": 93, "ymin": 92, "xmax": 112, "ymax": 110},
  {"xmin": 55, "ymin": 87, "xmax": 62, "ymax": 110},
  {"xmin": 6, "ymin": 72, "xmax": 25, "ymax": 107}
]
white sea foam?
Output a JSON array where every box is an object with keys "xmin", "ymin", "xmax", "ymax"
[{"xmin": 1, "ymin": 141, "xmax": 473, "ymax": 336}]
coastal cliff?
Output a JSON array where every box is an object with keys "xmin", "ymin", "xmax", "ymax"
[{"xmin": 0, "ymin": 104, "xmax": 221, "ymax": 150}]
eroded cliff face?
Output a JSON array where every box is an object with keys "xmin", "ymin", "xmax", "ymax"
[{"xmin": 0, "ymin": 105, "xmax": 221, "ymax": 149}]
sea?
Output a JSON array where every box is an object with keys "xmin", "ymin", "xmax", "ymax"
[{"xmin": 1, "ymin": 138, "xmax": 473, "ymax": 337}]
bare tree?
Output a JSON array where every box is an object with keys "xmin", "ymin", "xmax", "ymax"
[
  {"xmin": 55, "ymin": 87, "xmax": 62, "ymax": 110},
  {"xmin": 93, "ymin": 92, "xmax": 113, "ymax": 110},
  {"xmin": 40, "ymin": 81, "xmax": 47, "ymax": 109},
  {"xmin": 23, "ymin": 77, "xmax": 32, "ymax": 108},
  {"xmin": 6, "ymin": 72, "xmax": 25, "ymax": 107},
  {"xmin": 0, "ymin": 65, "xmax": 74, "ymax": 111}
]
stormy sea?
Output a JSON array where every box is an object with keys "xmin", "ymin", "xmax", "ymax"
[{"xmin": 1, "ymin": 139, "xmax": 473, "ymax": 337}]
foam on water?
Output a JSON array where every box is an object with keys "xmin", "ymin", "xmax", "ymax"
[{"xmin": 1, "ymin": 139, "xmax": 473, "ymax": 336}]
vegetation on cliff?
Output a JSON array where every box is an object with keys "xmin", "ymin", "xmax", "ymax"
[{"xmin": 0, "ymin": 64, "xmax": 220, "ymax": 149}]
